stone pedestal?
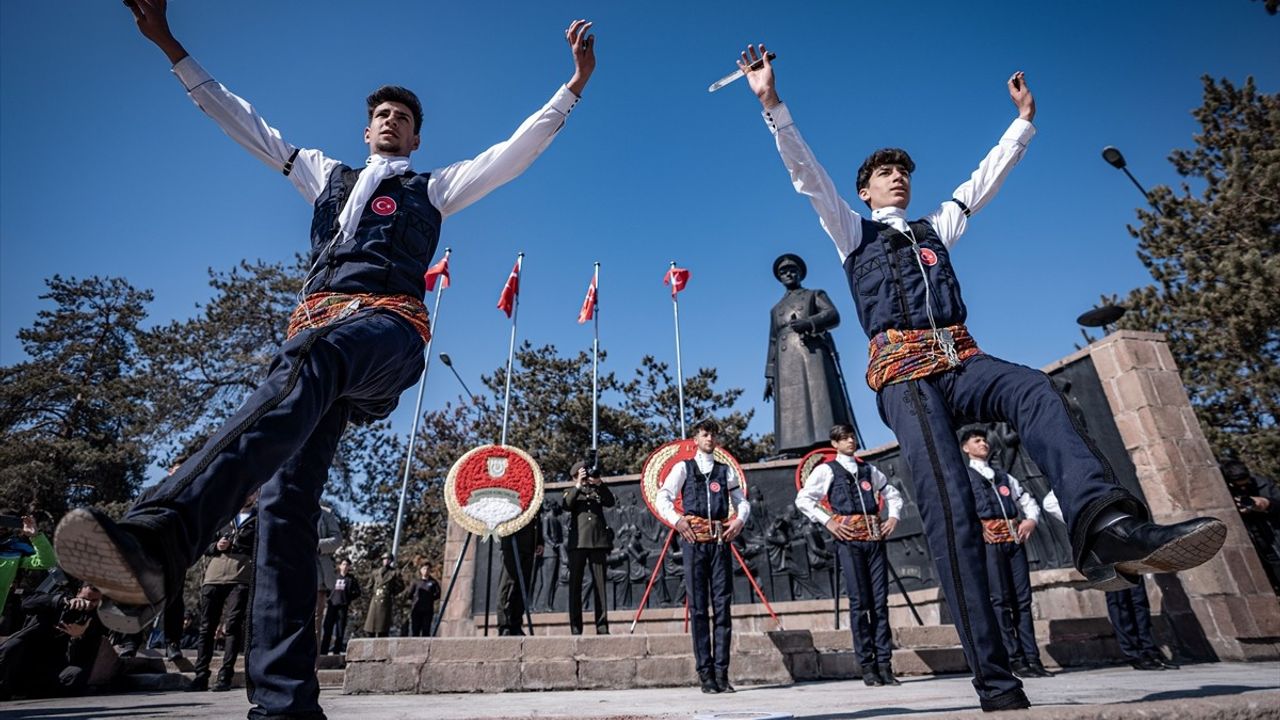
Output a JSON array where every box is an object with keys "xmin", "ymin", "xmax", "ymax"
[{"xmin": 1087, "ymin": 330, "xmax": 1280, "ymax": 661}]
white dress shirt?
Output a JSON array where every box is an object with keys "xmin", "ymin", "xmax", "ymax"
[
  {"xmin": 1042, "ymin": 490, "xmax": 1063, "ymax": 523},
  {"xmin": 761, "ymin": 102, "xmax": 1035, "ymax": 263},
  {"xmin": 655, "ymin": 450, "xmax": 751, "ymax": 527},
  {"xmin": 968, "ymin": 457, "xmax": 1041, "ymax": 523},
  {"xmin": 795, "ymin": 454, "xmax": 903, "ymax": 525},
  {"xmin": 172, "ymin": 56, "xmax": 580, "ymax": 217}
]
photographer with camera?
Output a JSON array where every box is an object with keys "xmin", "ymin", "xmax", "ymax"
[
  {"xmin": 564, "ymin": 459, "xmax": 614, "ymax": 635},
  {"xmin": 189, "ymin": 490, "xmax": 258, "ymax": 692},
  {"xmin": 1222, "ymin": 458, "xmax": 1280, "ymax": 593},
  {"xmin": 0, "ymin": 579, "xmax": 104, "ymax": 699}
]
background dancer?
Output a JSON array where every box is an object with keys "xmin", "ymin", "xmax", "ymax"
[
  {"xmin": 54, "ymin": 2, "xmax": 596, "ymax": 718},
  {"xmin": 795, "ymin": 423, "xmax": 903, "ymax": 687},
  {"xmin": 735, "ymin": 45, "xmax": 1225, "ymax": 711}
]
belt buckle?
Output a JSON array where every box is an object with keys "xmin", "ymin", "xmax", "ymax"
[{"xmin": 934, "ymin": 328, "xmax": 959, "ymax": 366}]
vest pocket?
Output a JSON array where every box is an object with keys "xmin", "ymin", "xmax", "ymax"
[{"xmin": 853, "ymin": 259, "xmax": 885, "ymax": 297}]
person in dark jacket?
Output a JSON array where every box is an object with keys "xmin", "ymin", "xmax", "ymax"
[
  {"xmin": 320, "ymin": 559, "xmax": 361, "ymax": 653},
  {"xmin": 190, "ymin": 491, "xmax": 257, "ymax": 692},
  {"xmin": 405, "ymin": 564, "xmax": 441, "ymax": 637},
  {"xmin": 497, "ymin": 518, "xmax": 543, "ymax": 636},
  {"xmin": 564, "ymin": 460, "xmax": 614, "ymax": 635},
  {"xmin": 363, "ymin": 554, "xmax": 402, "ymax": 638},
  {"xmin": 0, "ymin": 582, "xmax": 104, "ymax": 700}
]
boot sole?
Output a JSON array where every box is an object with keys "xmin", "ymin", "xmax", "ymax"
[
  {"xmin": 1115, "ymin": 519, "xmax": 1228, "ymax": 576},
  {"xmin": 55, "ymin": 508, "xmax": 159, "ymax": 606}
]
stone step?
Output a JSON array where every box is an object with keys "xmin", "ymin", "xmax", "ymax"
[{"xmin": 117, "ymin": 668, "xmax": 345, "ymax": 691}]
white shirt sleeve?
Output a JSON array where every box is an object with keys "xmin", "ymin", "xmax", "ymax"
[
  {"xmin": 427, "ymin": 86, "xmax": 580, "ymax": 218},
  {"xmin": 655, "ymin": 462, "xmax": 686, "ymax": 527},
  {"xmin": 1007, "ymin": 475, "xmax": 1041, "ymax": 523},
  {"xmin": 173, "ymin": 56, "xmax": 339, "ymax": 205},
  {"xmin": 871, "ymin": 466, "xmax": 904, "ymax": 520},
  {"xmin": 1042, "ymin": 490, "xmax": 1064, "ymax": 523},
  {"xmin": 727, "ymin": 465, "xmax": 751, "ymax": 524},
  {"xmin": 922, "ymin": 118, "xmax": 1036, "ymax": 249},
  {"xmin": 795, "ymin": 464, "xmax": 834, "ymax": 525},
  {"xmin": 763, "ymin": 103, "xmax": 865, "ymax": 263}
]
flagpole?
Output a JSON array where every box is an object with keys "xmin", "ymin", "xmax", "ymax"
[
  {"xmin": 391, "ymin": 248, "xmax": 451, "ymax": 559},
  {"xmin": 669, "ymin": 261, "xmax": 687, "ymax": 439},
  {"xmin": 500, "ymin": 253, "xmax": 524, "ymax": 446},
  {"xmin": 591, "ymin": 262, "xmax": 600, "ymax": 466}
]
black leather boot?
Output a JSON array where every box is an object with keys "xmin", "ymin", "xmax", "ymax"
[
  {"xmin": 877, "ymin": 665, "xmax": 901, "ymax": 686},
  {"xmin": 715, "ymin": 670, "xmax": 735, "ymax": 693},
  {"xmin": 1079, "ymin": 516, "xmax": 1226, "ymax": 591},
  {"xmin": 699, "ymin": 673, "xmax": 720, "ymax": 693}
]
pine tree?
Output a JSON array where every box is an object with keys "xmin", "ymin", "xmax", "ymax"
[{"xmin": 1112, "ymin": 76, "xmax": 1279, "ymax": 478}]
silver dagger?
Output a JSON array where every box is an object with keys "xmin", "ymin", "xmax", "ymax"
[{"xmin": 707, "ymin": 52, "xmax": 777, "ymax": 93}]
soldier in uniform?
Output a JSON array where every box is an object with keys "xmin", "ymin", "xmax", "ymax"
[
  {"xmin": 655, "ymin": 419, "xmax": 751, "ymax": 694},
  {"xmin": 564, "ymin": 460, "xmax": 615, "ymax": 635},
  {"xmin": 796, "ymin": 424, "xmax": 904, "ymax": 686},
  {"xmin": 362, "ymin": 554, "xmax": 401, "ymax": 638},
  {"xmin": 960, "ymin": 426, "xmax": 1052, "ymax": 679},
  {"xmin": 765, "ymin": 253, "xmax": 857, "ymax": 455}
]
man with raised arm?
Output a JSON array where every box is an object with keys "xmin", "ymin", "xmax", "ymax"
[
  {"xmin": 54, "ymin": 2, "xmax": 596, "ymax": 717},
  {"xmin": 736, "ymin": 45, "xmax": 1224, "ymax": 711}
]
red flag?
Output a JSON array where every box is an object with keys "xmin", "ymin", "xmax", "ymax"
[
  {"xmin": 424, "ymin": 256, "xmax": 450, "ymax": 292},
  {"xmin": 496, "ymin": 260, "xmax": 520, "ymax": 317},
  {"xmin": 577, "ymin": 275, "xmax": 598, "ymax": 324},
  {"xmin": 664, "ymin": 267, "xmax": 691, "ymax": 297}
]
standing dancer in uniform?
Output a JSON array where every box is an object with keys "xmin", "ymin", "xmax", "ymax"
[
  {"xmin": 735, "ymin": 45, "xmax": 1225, "ymax": 710},
  {"xmin": 655, "ymin": 419, "xmax": 751, "ymax": 694},
  {"xmin": 54, "ymin": 2, "xmax": 596, "ymax": 718},
  {"xmin": 795, "ymin": 424, "xmax": 903, "ymax": 687}
]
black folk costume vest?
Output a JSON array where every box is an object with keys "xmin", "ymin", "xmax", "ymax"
[
  {"xmin": 843, "ymin": 218, "xmax": 967, "ymax": 339},
  {"xmin": 825, "ymin": 460, "xmax": 879, "ymax": 517},
  {"xmin": 967, "ymin": 465, "xmax": 1021, "ymax": 521},
  {"xmin": 681, "ymin": 459, "xmax": 731, "ymax": 520}
]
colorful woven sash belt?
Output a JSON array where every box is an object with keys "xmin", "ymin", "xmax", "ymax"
[
  {"xmin": 981, "ymin": 518, "xmax": 1018, "ymax": 544},
  {"xmin": 287, "ymin": 292, "xmax": 431, "ymax": 343},
  {"xmin": 865, "ymin": 324, "xmax": 982, "ymax": 392},
  {"xmin": 831, "ymin": 513, "xmax": 882, "ymax": 542},
  {"xmin": 683, "ymin": 515, "xmax": 727, "ymax": 543}
]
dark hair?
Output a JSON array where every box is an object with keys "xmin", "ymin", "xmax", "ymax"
[
  {"xmin": 856, "ymin": 148, "xmax": 915, "ymax": 204},
  {"xmin": 367, "ymin": 86, "xmax": 423, "ymax": 134},
  {"xmin": 958, "ymin": 424, "xmax": 988, "ymax": 444},
  {"xmin": 829, "ymin": 424, "xmax": 858, "ymax": 442},
  {"xmin": 693, "ymin": 418, "xmax": 721, "ymax": 436}
]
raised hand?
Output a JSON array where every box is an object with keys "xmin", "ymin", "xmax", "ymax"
[
  {"xmin": 565, "ymin": 19, "xmax": 596, "ymax": 97},
  {"xmin": 738, "ymin": 44, "xmax": 780, "ymax": 108},
  {"xmin": 123, "ymin": 0, "xmax": 188, "ymax": 64},
  {"xmin": 1008, "ymin": 70, "xmax": 1035, "ymax": 122}
]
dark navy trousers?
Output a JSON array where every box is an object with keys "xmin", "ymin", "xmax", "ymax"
[
  {"xmin": 836, "ymin": 539, "xmax": 892, "ymax": 668},
  {"xmin": 680, "ymin": 538, "xmax": 733, "ymax": 676},
  {"xmin": 877, "ymin": 354, "xmax": 1138, "ymax": 703},
  {"xmin": 122, "ymin": 310, "xmax": 425, "ymax": 718},
  {"xmin": 984, "ymin": 541, "xmax": 1040, "ymax": 663},
  {"xmin": 1106, "ymin": 580, "xmax": 1160, "ymax": 660}
]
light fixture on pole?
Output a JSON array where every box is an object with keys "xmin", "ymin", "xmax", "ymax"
[{"xmin": 439, "ymin": 353, "xmax": 476, "ymax": 403}]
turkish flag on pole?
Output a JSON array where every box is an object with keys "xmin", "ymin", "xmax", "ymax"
[
  {"xmin": 497, "ymin": 259, "xmax": 520, "ymax": 317},
  {"xmin": 577, "ymin": 275, "xmax": 598, "ymax": 324},
  {"xmin": 424, "ymin": 255, "xmax": 450, "ymax": 292},
  {"xmin": 664, "ymin": 266, "xmax": 691, "ymax": 297}
]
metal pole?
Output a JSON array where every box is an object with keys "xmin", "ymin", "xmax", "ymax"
[
  {"xmin": 669, "ymin": 261, "xmax": 687, "ymax": 439},
  {"xmin": 728, "ymin": 542, "xmax": 782, "ymax": 627},
  {"xmin": 628, "ymin": 526, "xmax": 676, "ymax": 633},
  {"xmin": 591, "ymin": 262, "xmax": 600, "ymax": 465},
  {"xmin": 483, "ymin": 540, "xmax": 494, "ymax": 636},
  {"xmin": 431, "ymin": 532, "xmax": 472, "ymax": 637},
  {"xmin": 509, "ymin": 534, "xmax": 536, "ymax": 636},
  {"xmin": 391, "ymin": 248, "xmax": 451, "ymax": 559},
  {"xmin": 834, "ymin": 553, "xmax": 842, "ymax": 630},
  {"xmin": 887, "ymin": 560, "xmax": 923, "ymax": 626},
  {"xmin": 500, "ymin": 253, "xmax": 523, "ymax": 446}
]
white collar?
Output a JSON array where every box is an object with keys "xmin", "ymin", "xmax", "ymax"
[
  {"xmin": 871, "ymin": 205, "xmax": 910, "ymax": 229},
  {"xmin": 968, "ymin": 457, "xmax": 991, "ymax": 471}
]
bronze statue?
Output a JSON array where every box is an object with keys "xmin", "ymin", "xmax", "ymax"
[{"xmin": 765, "ymin": 253, "xmax": 859, "ymax": 454}]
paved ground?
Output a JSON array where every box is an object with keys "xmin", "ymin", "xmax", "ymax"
[{"xmin": 3, "ymin": 662, "xmax": 1278, "ymax": 720}]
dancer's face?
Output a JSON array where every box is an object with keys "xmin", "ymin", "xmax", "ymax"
[
  {"xmin": 962, "ymin": 435, "xmax": 990, "ymax": 461},
  {"xmin": 694, "ymin": 429, "xmax": 718, "ymax": 454},
  {"xmin": 830, "ymin": 435, "xmax": 858, "ymax": 456},
  {"xmin": 365, "ymin": 101, "xmax": 421, "ymax": 157},
  {"xmin": 858, "ymin": 163, "xmax": 912, "ymax": 211}
]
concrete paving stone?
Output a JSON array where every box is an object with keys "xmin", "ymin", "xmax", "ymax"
[
  {"xmin": 344, "ymin": 660, "xmax": 421, "ymax": 694},
  {"xmin": 522, "ymin": 635, "xmax": 579, "ymax": 660},
  {"xmin": 783, "ymin": 649, "xmax": 820, "ymax": 681},
  {"xmin": 894, "ymin": 624, "xmax": 962, "ymax": 647},
  {"xmin": 576, "ymin": 635, "xmax": 647, "ymax": 660},
  {"xmin": 520, "ymin": 659, "xmax": 579, "ymax": 691},
  {"xmin": 430, "ymin": 637, "xmax": 522, "ymax": 663},
  {"xmin": 728, "ymin": 653, "xmax": 793, "ymax": 685},
  {"xmin": 645, "ymin": 633, "xmax": 694, "ymax": 657},
  {"xmin": 577, "ymin": 658, "xmax": 637, "ymax": 690},
  {"xmin": 634, "ymin": 655, "xmax": 696, "ymax": 688},
  {"xmin": 8, "ymin": 662, "xmax": 1278, "ymax": 719},
  {"xmin": 818, "ymin": 650, "xmax": 859, "ymax": 678},
  {"xmin": 421, "ymin": 661, "xmax": 521, "ymax": 693},
  {"xmin": 894, "ymin": 646, "xmax": 971, "ymax": 675}
]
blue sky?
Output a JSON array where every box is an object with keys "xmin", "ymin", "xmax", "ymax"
[{"xmin": 2, "ymin": 1, "xmax": 1277, "ymax": 461}]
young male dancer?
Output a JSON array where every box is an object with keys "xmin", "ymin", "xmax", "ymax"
[
  {"xmin": 655, "ymin": 419, "xmax": 751, "ymax": 694},
  {"xmin": 736, "ymin": 45, "xmax": 1225, "ymax": 710},
  {"xmin": 960, "ymin": 426, "xmax": 1052, "ymax": 679},
  {"xmin": 795, "ymin": 424, "xmax": 903, "ymax": 687},
  {"xmin": 55, "ymin": 2, "xmax": 596, "ymax": 717}
]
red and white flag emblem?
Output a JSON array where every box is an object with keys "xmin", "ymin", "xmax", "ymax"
[
  {"xmin": 919, "ymin": 248, "xmax": 938, "ymax": 266},
  {"xmin": 577, "ymin": 275, "xmax": 598, "ymax": 324},
  {"xmin": 998, "ymin": 485, "xmax": 1011, "ymax": 497},
  {"xmin": 371, "ymin": 196, "xmax": 397, "ymax": 216},
  {"xmin": 664, "ymin": 266, "xmax": 691, "ymax": 297},
  {"xmin": 496, "ymin": 260, "xmax": 520, "ymax": 318},
  {"xmin": 709, "ymin": 481, "xmax": 721, "ymax": 493},
  {"xmin": 424, "ymin": 255, "xmax": 450, "ymax": 292}
]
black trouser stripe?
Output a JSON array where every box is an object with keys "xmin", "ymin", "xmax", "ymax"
[{"xmin": 906, "ymin": 381, "xmax": 985, "ymax": 685}]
